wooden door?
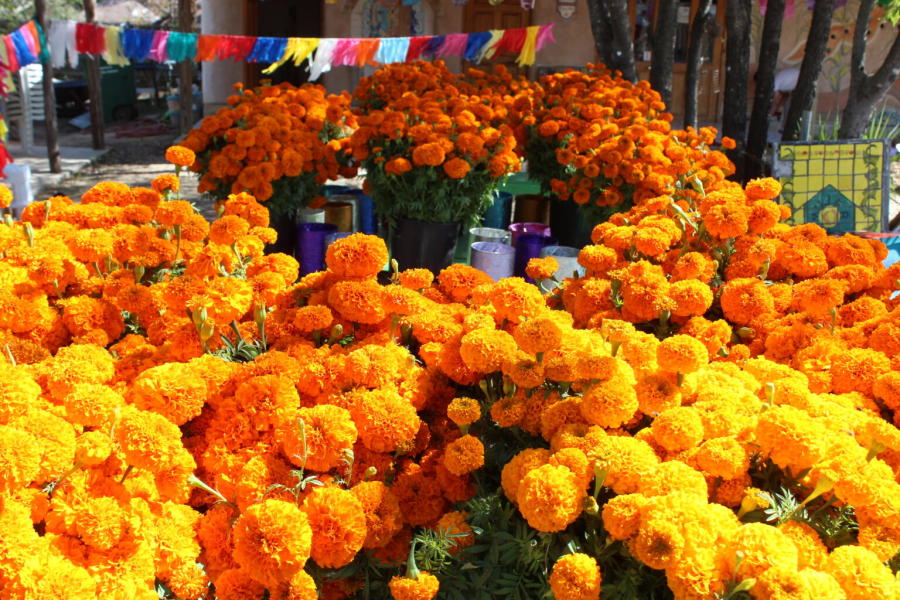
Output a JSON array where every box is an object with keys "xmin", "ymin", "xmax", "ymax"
[{"xmin": 464, "ymin": 0, "xmax": 531, "ymax": 33}]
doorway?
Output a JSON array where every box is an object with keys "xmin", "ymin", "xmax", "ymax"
[
  {"xmin": 463, "ymin": 0, "xmax": 531, "ymax": 71},
  {"xmin": 244, "ymin": 0, "xmax": 324, "ymax": 88}
]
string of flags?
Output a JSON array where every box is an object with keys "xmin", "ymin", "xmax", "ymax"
[{"xmin": 37, "ymin": 19, "xmax": 556, "ymax": 81}]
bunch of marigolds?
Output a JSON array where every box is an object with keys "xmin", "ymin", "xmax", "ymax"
[{"xmin": 0, "ymin": 74, "xmax": 899, "ymax": 600}]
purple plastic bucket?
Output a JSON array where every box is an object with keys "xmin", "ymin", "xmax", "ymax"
[
  {"xmin": 514, "ymin": 233, "xmax": 558, "ymax": 281},
  {"xmin": 296, "ymin": 222, "xmax": 338, "ymax": 275},
  {"xmin": 508, "ymin": 222, "xmax": 551, "ymax": 247},
  {"xmin": 471, "ymin": 241, "xmax": 515, "ymax": 282}
]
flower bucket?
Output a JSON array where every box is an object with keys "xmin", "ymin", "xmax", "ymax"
[
  {"xmin": 296, "ymin": 222, "xmax": 337, "ymax": 275},
  {"xmin": 470, "ymin": 226, "xmax": 511, "ymax": 245},
  {"xmin": 482, "ymin": 191, "xmax": 513, "ymax": 230},
  {"xmin": 391, "ymin": 217, "xmax": 461, "ymax": 274},
  {"xmin": 324, "ymin": 201, "xmax": 354, "ymax": 233},
  {"xmin": 509, "ymin": 222, "xmax": 551, "ymax": 247},
  {"xmin": 549, "ymin": 197, "xmax": 595, "ymax": 249},
  {"xmin": 515, "ymin": 233, "xmax": 558, "ymax": 281},
  {"xmin": 471, "ymin": 241, "xmax": 515, "ymax": 281},
  {"xmin": 266, "ymin": 209, "xmax": 297, "ymax": 257}
]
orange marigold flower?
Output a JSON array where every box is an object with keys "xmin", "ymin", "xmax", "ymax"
[
  {"xmin": 437, "ymin": 264, "xmax": 494, "ymax": 303},
  {"xmin": 282, "ymin": 405, "xmax": 357, "ymax": 472},
  {"xmin": 525, "ymin": 256, "xmax": 558, "ymax": 281},
  {"xmin": 411, "ymin": 142, "xmax": 446, "ymax": 167},
  {"xmin": 745, "ymin": 177, "xmax": 782, "ymax": 200},
  {"xmin": 580, "ymin": 378, "xmax": 639, "ymax": 428},
  {"xmin": 668, "ymin": 279, "xmax": 713, "ymax": 317},
  {"xmin": 151, "ymin": 174, "xmax": 180, "ymax": 195},
  {"xmin": 386, "ymin": 157, "xmax": 413, "ymax": 176},
  {"xmin": 165, "ymin": 145, "xmax": 196, "ymax": 167},
  {"xmin": 388, "ymin": 572, "xmax": 440, "ymax": 600},
  {"xmin": 127, "ymin": 362, "xmax": 208, "ymax": 425},
  {"xmin": 301, "ymin": 486, "xmax": 367, "ymax": 568},
  {"xmin": 328, "ymin": 279, "xmax": 387, "ymax": 324},
  {"xmin": 325, "ymin": 233, "xmax": 389, "ymax": 278},
  {"xmin": 446, "ymin": 397, "xmax": 481, "ymax": 427},
  {"xmin": 232, "ymin": 499, "xmax": 312, "ymax": 589},
  {"xmin": 650, "ymin": 406, "xmax": 703, "ymax": 452},
  {"xmin": 549, "ymin": 554, "xmax": 601, "ymax": 600},
  {"xmin": 719, "ymin": 277, "xmax": 775, "ymax": 326},
  {"xmin": 442, "ymin": 434, "xmax": 484, "ymax": 476},
  {"xmin": 349, "ymin": 388, "xmax": 420, "ymax": 453},
  {"xmin": 517, "ymin": 464, "xmax": 584, "ymax": 532},
  {"xmin": 442, "ymin": 157, "xmax": 471, "ymax": 179},
  {"xmin": 292, "ymin": 305, "xmax": 333, "ymax": 334},
  {"xmin": 352, "ymin": 481, "xmax": 404, "ymax": 549}
]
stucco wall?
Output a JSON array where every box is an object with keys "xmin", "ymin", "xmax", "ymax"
[{"xmin": 200, "ymin": 0, "xmax": 245, "ymax": 116}]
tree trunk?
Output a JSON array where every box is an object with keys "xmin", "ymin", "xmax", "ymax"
[
  {"xmin": 587, "ymin": 0, "xmax": 637, "ymax": 82},
  {"xmin": 723, "ymin": 0, "xmax": 752, "ymax": 178},
  {"xmin": 35, "ymin": 0, "xmax": 61, "ymax": 173},
  {"xmin": 839, "ymin": 0, "xmax": 900, "ymax": 139},
  {"xmin": 83, "ymin": 0, "xmax": 105, "ymax": 150},
  {"xmin": 650, "ymin": 0, "xmax": 679, "ymax": 106},
  {"xmin": 745, "ymin": 0, "xmax": 786, "ymax": 178},
  {"xmin": 783, "ymin": 0, "xmax": 835, "ymax": 141},
  {"xmin": 684, "ymin": 0, "xmax": 714, "ymax": 130},
  {"xmin": 586, "ymin": 0, "xmax": 613, "ymax": 67},
  {"xmin": 178, "ymin": 0, "xmax": 195, "ymax": 135}
]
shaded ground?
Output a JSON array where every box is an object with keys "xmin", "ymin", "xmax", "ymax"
[{"xmin": 48, "ymin": 130, "xmax": 211, "ymax": 218}]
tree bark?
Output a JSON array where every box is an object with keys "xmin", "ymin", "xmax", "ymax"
[
  {"xmin": 587, "ymin": 0, "xmax": 637, "ymax": 82},
  {"xmin": 782, "ymin": 0, "xmax": 835, "ymax": 141},
  {"xmin": 745, "ymin": 0, "xmax": 786, "ymax": 178},
  {"xmin": 83, "ymin": 0, "xmax": 105, "ymax": 150},
  {"xmin": 35, "ymin": 0, "xmax": 61, "ymax": 173},
  {"xmin": 838, "ymin": 0, "xmax": 900, "ymax": 139},
  {"xmin": 650, "ymin": 0, "xmax": 678, "ymax": 106},
  {"xmin": 723, "ymin": 0, "xmax": 752, "ymax": 178},
  {"xmin": 178, "ymin": 0, "xmax": 195, "ymax": 135},
  {"xmin": 684, "ymin": 0, "xmax": 714, "ymax": 130}
]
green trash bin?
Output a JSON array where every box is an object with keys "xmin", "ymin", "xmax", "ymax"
[{"xmin": 99, "ymin": 65, "xmax": 138, "ymax": 123}]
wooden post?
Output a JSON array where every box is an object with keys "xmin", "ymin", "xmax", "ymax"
[
  {"xmin": 178, "ymin": 0, "xmax": 195, "ymax": 135},
  {"xmin": 83, "ymin": 0, "xmax": 105, "ymax": 150},
  {"xmin": 35, "ymin": 0, "xmax": 62, "ymax": 173}
]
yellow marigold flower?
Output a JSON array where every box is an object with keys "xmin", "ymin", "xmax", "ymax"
[
  {"xmin": 0, "ymin": 367, "xmax": 42, "ymax": 422},
  {"xmin": 639, "ymin": 460, "xmax": 707, "ymax": 499},
  {"xmin": 0, "ymin": 183, "xmax": 12, "ymax": 208},
  {"xmin": 233, "ymin": 499, "xmax": 312, "ymax": 589},
  {"xmin": 513, "ymin": 315, "xmax": 564, "ymax": 356},
  {"xmin": 165, "ymin": 144, "xmax": 196, "ymax": 167},
  {"xmin": 692, "ymin": 436, "xmax": 749, "ymax": 480},
  {"xmin": 635, "ymin": 373, "xmax": 682, "ymax": 415},
  {"xmin": 725, "ymin": 522, "xmax": 799, "ymax": 580},
  {"xmin": 825, "ymin": 544, "xmax": 897, "ymax": 600},
  {"xmin": 630, "ymin": 518, "xmax": 685, "ymax": 570},
  {"xmin": 74, "ymin": 430, "xmax": 112, "ymax": 466},
  {"xmin": 459, "ymin": 328, "xmax": 518, "ymax": 374},
  {"xmin": 601, "ymin": 493, "xmax": 648, "ymax": 540},
  {"xmin": 501, "ymin": 448, "xmax": 551, "ymax": 504},
  {"xmin": 301, "ymin": 486, "xmax": 367, "ymax": 568},
  {"xmin": 549, "ymin": 553, "xmax": 601, "ymax": 600},
  {"xmin": 388, "ymin": 572, "xmax": 440, "ymax": 600},
  {"xmin": 588, "ymin": 435, "xmax": 659, "ymax": 495},
  {"xmin": 517, "ymin": 464, "xmax": 584, "ymax": 532},
  {"xmin": 442, "ymin": 434, "xmax": 484, "ymax": 476},
  {"xmin": 63, "ymin": 383, "xmax": 123, "ymax": 428},
  {"xmin": 579, "ymin": 377, "xmax": 638, "ymax": 428},
  {"xmin": 656, "ymin": 334, "xmax": 708, "ymax": 374},
  {"xmin": 446, "ymin": 397, "xmax": 481, "ymax": 427},
  {"xmin": 0, "ymin": 425, "xmax": 40, "ymax": 493},
  {"xmin": 650, "ymin": 406, "xmax": 703, "ymax": 453},
  {"xmin": 778, "ymin": 521, "xmax": 827, "ymax": 570}
]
